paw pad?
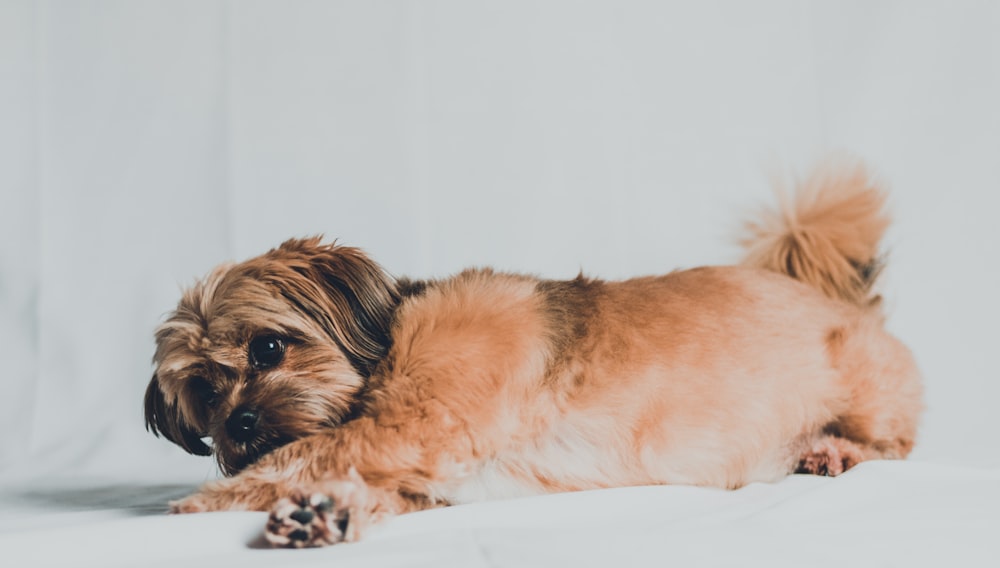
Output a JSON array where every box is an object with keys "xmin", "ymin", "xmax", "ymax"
[
  {"xmin": 265, "ymin": 493, "xmax": 346, "ymax": 548},
  {"xmin": 795, "ymin": 437, "xmax": 864, "ymax": 477}
]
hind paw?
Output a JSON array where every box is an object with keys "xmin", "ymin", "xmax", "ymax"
[{"xmin": 796, "ymin": 436, "xmax": 866, "ymax": 477}]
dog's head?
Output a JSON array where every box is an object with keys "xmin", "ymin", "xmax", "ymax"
[{"xmin": 144, "ymin": 237, "xmax": 399, "ymax": 475}]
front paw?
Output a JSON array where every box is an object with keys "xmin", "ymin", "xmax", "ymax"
[
  {"xmin": 169, "ymin": 493, "xmax": 213, "ymax": 514},
  {"xmin": 168, "ymin": 483, "xmax": 258, "ymax": 513},
  {"xmin": 265, "ymin": 476, "xmax": 370, "ymax": 548},
  {"xmin": 266, "ymin": 493, "xmax": 347, "ymax": 548}
]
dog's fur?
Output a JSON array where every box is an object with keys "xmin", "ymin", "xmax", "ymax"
[{"xmin": 145, "ymin": 161, "xmax": 923, "ymax": 547}]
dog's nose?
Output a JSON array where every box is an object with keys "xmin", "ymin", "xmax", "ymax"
[{"xmin": 225, "ymin": 407, "xmax": 259, "ymax": 443}]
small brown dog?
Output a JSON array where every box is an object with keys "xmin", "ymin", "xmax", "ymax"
[{"xmin": 145, "ymin": 162, "xmax": 923, "ymax": 547}]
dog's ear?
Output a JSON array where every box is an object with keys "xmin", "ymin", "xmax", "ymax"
[
  {"xmin": 273, "ymin": 238, "xmax": 400, "ymax": 376},
  {"xmin": 144, "ymin": 373, "xmax": 213, "ymax": 456}
]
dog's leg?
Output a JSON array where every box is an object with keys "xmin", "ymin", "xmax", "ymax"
[
  {"xmin": 169, "ymin": 423, "xmax": 459, "ymax": 547},
  {"xmin": 171, "ymin": 459, "xmax": 434, "ymax": 548},
  {"xmin": 796, "ymin": 321, "xmax": 925, "ymax": 477},
  {"xmin": 170, "ymin": 417, "xmax": 456, "ymax": 510},
  {"xmin": 169, "ymin": 402, "xmax": 478, "ymax": 545}
]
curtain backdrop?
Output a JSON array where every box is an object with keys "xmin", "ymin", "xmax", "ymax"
[{"xmin": 1, "ymin": 0, "xmax": 998, "ymax": 482}]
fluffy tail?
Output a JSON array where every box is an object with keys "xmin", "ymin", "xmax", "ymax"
[{"xmin": 741, "ymin": 160, "xmax": 890, "ymax": 307}]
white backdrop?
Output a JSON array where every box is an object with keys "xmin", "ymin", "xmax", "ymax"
[{"xmin": 1, "ymin": 0, "xmax": 998, "ymax": 487}]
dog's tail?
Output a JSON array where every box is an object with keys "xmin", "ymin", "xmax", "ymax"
[{"xmin": 740, "ymin": 160, "xmax": 890, "ymax": 307}]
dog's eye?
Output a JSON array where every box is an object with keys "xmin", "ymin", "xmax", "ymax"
[
  {"xmin": 249, "ymin": 335, "xmax": 285, "ymax": 370},
  {"xmin": 189, "ymin": 376, "xmax": 219, "ymax": 408}
]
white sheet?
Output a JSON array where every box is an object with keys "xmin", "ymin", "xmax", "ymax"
[{"xmin": 3, "ymin": 461, "xmax": 998, "ymax": 567}]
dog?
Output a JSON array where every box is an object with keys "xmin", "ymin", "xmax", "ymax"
[{"xmin": 145, "ymin": 161, "xmax": 923, "ymax": 547}]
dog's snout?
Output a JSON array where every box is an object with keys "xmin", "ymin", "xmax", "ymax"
[{"xmin": 226, "ymin": 407, "xmax": 260, "ymax": 443}]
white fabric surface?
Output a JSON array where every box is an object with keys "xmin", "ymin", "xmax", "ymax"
[{"xmin": 2, "ymin": 1, "xmax": 999, "ymax": 566}]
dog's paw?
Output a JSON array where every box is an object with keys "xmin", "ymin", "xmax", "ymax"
[
  {"xmin": 265, "ymin": 493, "xmax": 349, "ymax": 548},
  {"xmin": 167, "ymin": 481, "xmax": 259, "ymax": 513},
  {"xmin": 265, "ymin": 476, "xmax": 369, "ymax": 548},
  {"xmin": 169, "ymin": 493, "xmax": 211, "ymax": 514},
  {"xmin": 267, "ymin": 497, "xmax": 335, "ymax": 547},
  {"xmin": 795, "ymin": 436, "xmax": 865, "ymax": 477}
]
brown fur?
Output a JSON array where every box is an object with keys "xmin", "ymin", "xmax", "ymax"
[{"xmin": 146, "ymin": 161, "xmax": 923, "ymax": 547}]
